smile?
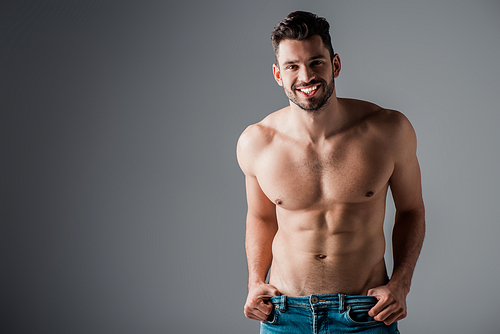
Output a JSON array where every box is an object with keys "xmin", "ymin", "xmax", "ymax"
[{"xmin": 297, "ymin": 85, "xmax": 320, "ymax": 96}]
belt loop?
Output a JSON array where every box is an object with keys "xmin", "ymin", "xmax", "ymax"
[
  {"xmin": 338, "ymin": 294, "xmax": 345, "ymax": 312},
  {"xmin": 280, "ymin": 295, "xmax": 287, "ymax": 313}
]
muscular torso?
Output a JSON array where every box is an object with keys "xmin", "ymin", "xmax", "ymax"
[{"xmin": 250, "ymin": 99, "xmax": 398, "ymax": 296}]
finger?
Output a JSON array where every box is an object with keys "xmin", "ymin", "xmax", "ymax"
[
  {"xmin": 368, "ymin": 296, "xmax": 391, "ymax": 317},
  {"xmin": 372, "ymin": 303, "xmax": 398, "ymax": 322},
  {"xmin": 247, "ymin": 296, "xmax": 271, "ymax": 310},
  {"xmin": 375, "ymin": 303, "xmax": 405, "ymax": 325},
  {"xmin": 270, "ymin": 288, "xmax": 281, "ymax": 297},
  {"xmin": 244, "ymin": 311, "xmax": 259, "ymax": 320},
  {"xmin": 244, "ymin": 306, "xmax": 269, "ymax": 321},
  {"xmin": 382, "ymin": 308, "xmax": 407, "ymax": 326},
  {"xmin": 245, "ymin": 299, "xmax": 273, "ymax": 320},
  {"xmin": 258, "ymin": 287, "xmax": 280, "ymax": 298},
  {"xmin": 256, "ymin": 300, "xmax": 273, "ymax": 316},
  {"xmin": 248, "ymin": 312, "xmax": 268, "ymax": 321},
  {"xmin": 246, "ymin": 313, "xmax": 266, "ymax": 321},
  {"xmin": 382, "ymin": 313, "xmax": 400, "ymax": 326}
]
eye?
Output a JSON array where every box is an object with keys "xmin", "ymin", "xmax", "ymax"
[
  {"xmin": 286, "ymin": 64, "xmax": 298, "ymax": 70},
  {"xmin": 311, "ymin": 60, "xmax": 323, "ymax": 66}
]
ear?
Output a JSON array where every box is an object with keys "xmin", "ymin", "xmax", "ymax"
[
  {"xmin": 333, "ymin": 54, "xmax": 341, "ymax": 79},
  {"xmin": 273, "ymin": 64, "xmax": 283, "ymax": 86}
]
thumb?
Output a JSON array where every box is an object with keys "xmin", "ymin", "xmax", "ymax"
[
  {"xmin": 367, "ymin": 286, "xmax": 384, "ymax": 298},
  {"xmin": 366, "ymin": 288, "xmax": 376, "ymax": 297},
  {"xmin": 261, "ymin": 285, "xmax": 281, "ymax": 298}
]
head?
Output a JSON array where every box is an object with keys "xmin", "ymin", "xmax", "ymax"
[
  {"xmin": 271, "ymin": 12, "xmax": 340, "ymax": 113},
  {"xmin": 271, "ymin": 11, "xmax": 335, "ymax": 65}
]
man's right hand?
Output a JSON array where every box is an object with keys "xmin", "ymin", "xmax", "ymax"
[{"xmin": 244, "ymin": 283, "xmax": 281, "ymax": 321}]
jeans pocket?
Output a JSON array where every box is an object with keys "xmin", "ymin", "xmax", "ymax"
[
  {"xmin": 344, "ymin": 306, "xmax": 379, "ymax": 326},
  {"xmin": 262, "ymin": 305, "xmax": 279, "ymax": 325}
]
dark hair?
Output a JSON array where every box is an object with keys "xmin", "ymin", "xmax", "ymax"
[{"xmin": 271, "ymin": 11, "xmax": 334, "ymax": 65}]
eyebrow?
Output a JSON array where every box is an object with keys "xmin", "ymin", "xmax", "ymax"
[{"xmin": 282, "ymin": 55, "xmax": 327, "ymax": 67}]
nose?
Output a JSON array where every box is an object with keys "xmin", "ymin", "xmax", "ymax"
[{"xmin": 298, "ymin": 65, "xmax": 315, "ymax": 84}]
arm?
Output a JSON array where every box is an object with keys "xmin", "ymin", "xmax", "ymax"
[
  {"xmin": 236, "ymin": 127, "xmax": 280, "ymax": 321},
  {"xmin": 243, "ymin": 175, "xmax": 280, "ymax": 321},
  {"xmin": 368, "ymin": 115, "xmax": 426, "ymax": 325}
]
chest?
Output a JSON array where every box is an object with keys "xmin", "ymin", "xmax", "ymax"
[{"xmin": 255, "ymin": 139, "xmax": 394, "ymax": 210}]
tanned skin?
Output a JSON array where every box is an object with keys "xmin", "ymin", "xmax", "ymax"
[{"xmin": 237, "ymin": 35, "xmax": 425, "ymax": 326}]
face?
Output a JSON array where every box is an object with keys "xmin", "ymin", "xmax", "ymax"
[{"xmin": 273, "ymin": 35, "xmax": 340, "ymax": 113}]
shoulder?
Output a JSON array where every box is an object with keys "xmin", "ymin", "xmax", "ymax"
[
  {"xmin": 343, "ymin": 98, "xmax": 417, "ymax": 154},
  {"xmin": 380, "ymin": 109, "xmax": 417, "ymax": 150},
  {"xmin": 375, "ymin": 108, "xmax": 415, "ymax": 136},
  {"xmin": 370, "ymin": 107, "xmax": 418, "ymax": 159},
  {"xmin": 348, "ymin": 99, "xmax": 416, "ymax": 143},
  {"xmin": 345, "ymin": 99, "xmax": 411, "ymax": 129},
  {"xmin": 236, "ymin": 108, "xmax": 286, "ymax": 176}
]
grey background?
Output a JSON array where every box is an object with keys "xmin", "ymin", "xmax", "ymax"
[{"xmin": 1, "ymin": 0, "xmax": 499, "ymax": 333}]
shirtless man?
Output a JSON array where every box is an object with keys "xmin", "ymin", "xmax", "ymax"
[{"xmin": 237, "ymin": 11, "xmax": 425, "ymax": 333}]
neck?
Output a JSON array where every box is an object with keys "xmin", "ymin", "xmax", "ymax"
[{"xmin": 288, "ymin": 95, "xmax": 347, "ymax": 143}]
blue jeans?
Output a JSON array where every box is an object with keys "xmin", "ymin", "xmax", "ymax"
[{"xmin": 260, "ymin": 294, "xmax": 400, "ymax": 334}]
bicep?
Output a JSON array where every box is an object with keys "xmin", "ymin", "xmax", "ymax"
[
  {"xmin": 390, "ymin": 156, "xmax": 424, "ymax": 213},
  {"xmin": 245, "ymin": 175, "xmax": 277, "ymax": 223},
  {"xmin": 389, "ymin": 120, "xmax": 424, "ymax": 213},
  {"xmin": 237, "ymin": 125, "xmax": 277, "ymax": 224}
]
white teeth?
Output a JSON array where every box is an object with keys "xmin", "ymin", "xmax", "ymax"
[{"xmin": 299, "ymin": 86, "xmax": 318, "ymax": 94}]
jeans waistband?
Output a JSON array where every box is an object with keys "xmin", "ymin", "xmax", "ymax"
[{"xmin": 269, "ymin": 294, "xmax": 377, "ymax": 313}]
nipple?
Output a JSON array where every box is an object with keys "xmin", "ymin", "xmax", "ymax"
[
  {"xmin": 365, "ymin": 191, "xmax": 374, "ymax": 197},
  {"xmin": 275, "ymin": 199, "xmax": 283, "ymax": 205}
]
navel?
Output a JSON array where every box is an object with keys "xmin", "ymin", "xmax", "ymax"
[
  {"xmin": 365, "ymin": 191, "xmax": 374, "ymax": 197},
  {"xmin": 275, "ymin": 199, "xmax": 283, "ymax": 205},
  {"xmin": 315, "ymin": 254, "xmax": 327, "ymax": 260}
]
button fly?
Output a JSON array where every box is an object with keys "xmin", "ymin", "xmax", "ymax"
[{"xmin": 311, "ymin": 296, "xmax": 319, "ymax": 304}]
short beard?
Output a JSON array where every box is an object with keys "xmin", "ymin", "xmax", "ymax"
[{"xmin": 284, "ymin": 71, "xmax": 335, "ymax": 114}]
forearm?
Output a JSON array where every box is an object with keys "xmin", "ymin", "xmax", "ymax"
[
  {"xmin": 245, "ymin": 215, "xmax": 278, "ymax": 288},
  {"xmin": 390, "ymin": 209, "xmax": 425, "ymax": 293}
]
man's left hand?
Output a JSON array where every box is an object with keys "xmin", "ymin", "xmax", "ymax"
[{"xmin": 367, "ymin": 283, "xmax": 407, "ymax": 326}]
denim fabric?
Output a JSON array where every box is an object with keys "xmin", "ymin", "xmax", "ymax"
[{"xmin": 260, "ymin": 294, "xmax": 400, "ymax": 334}]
